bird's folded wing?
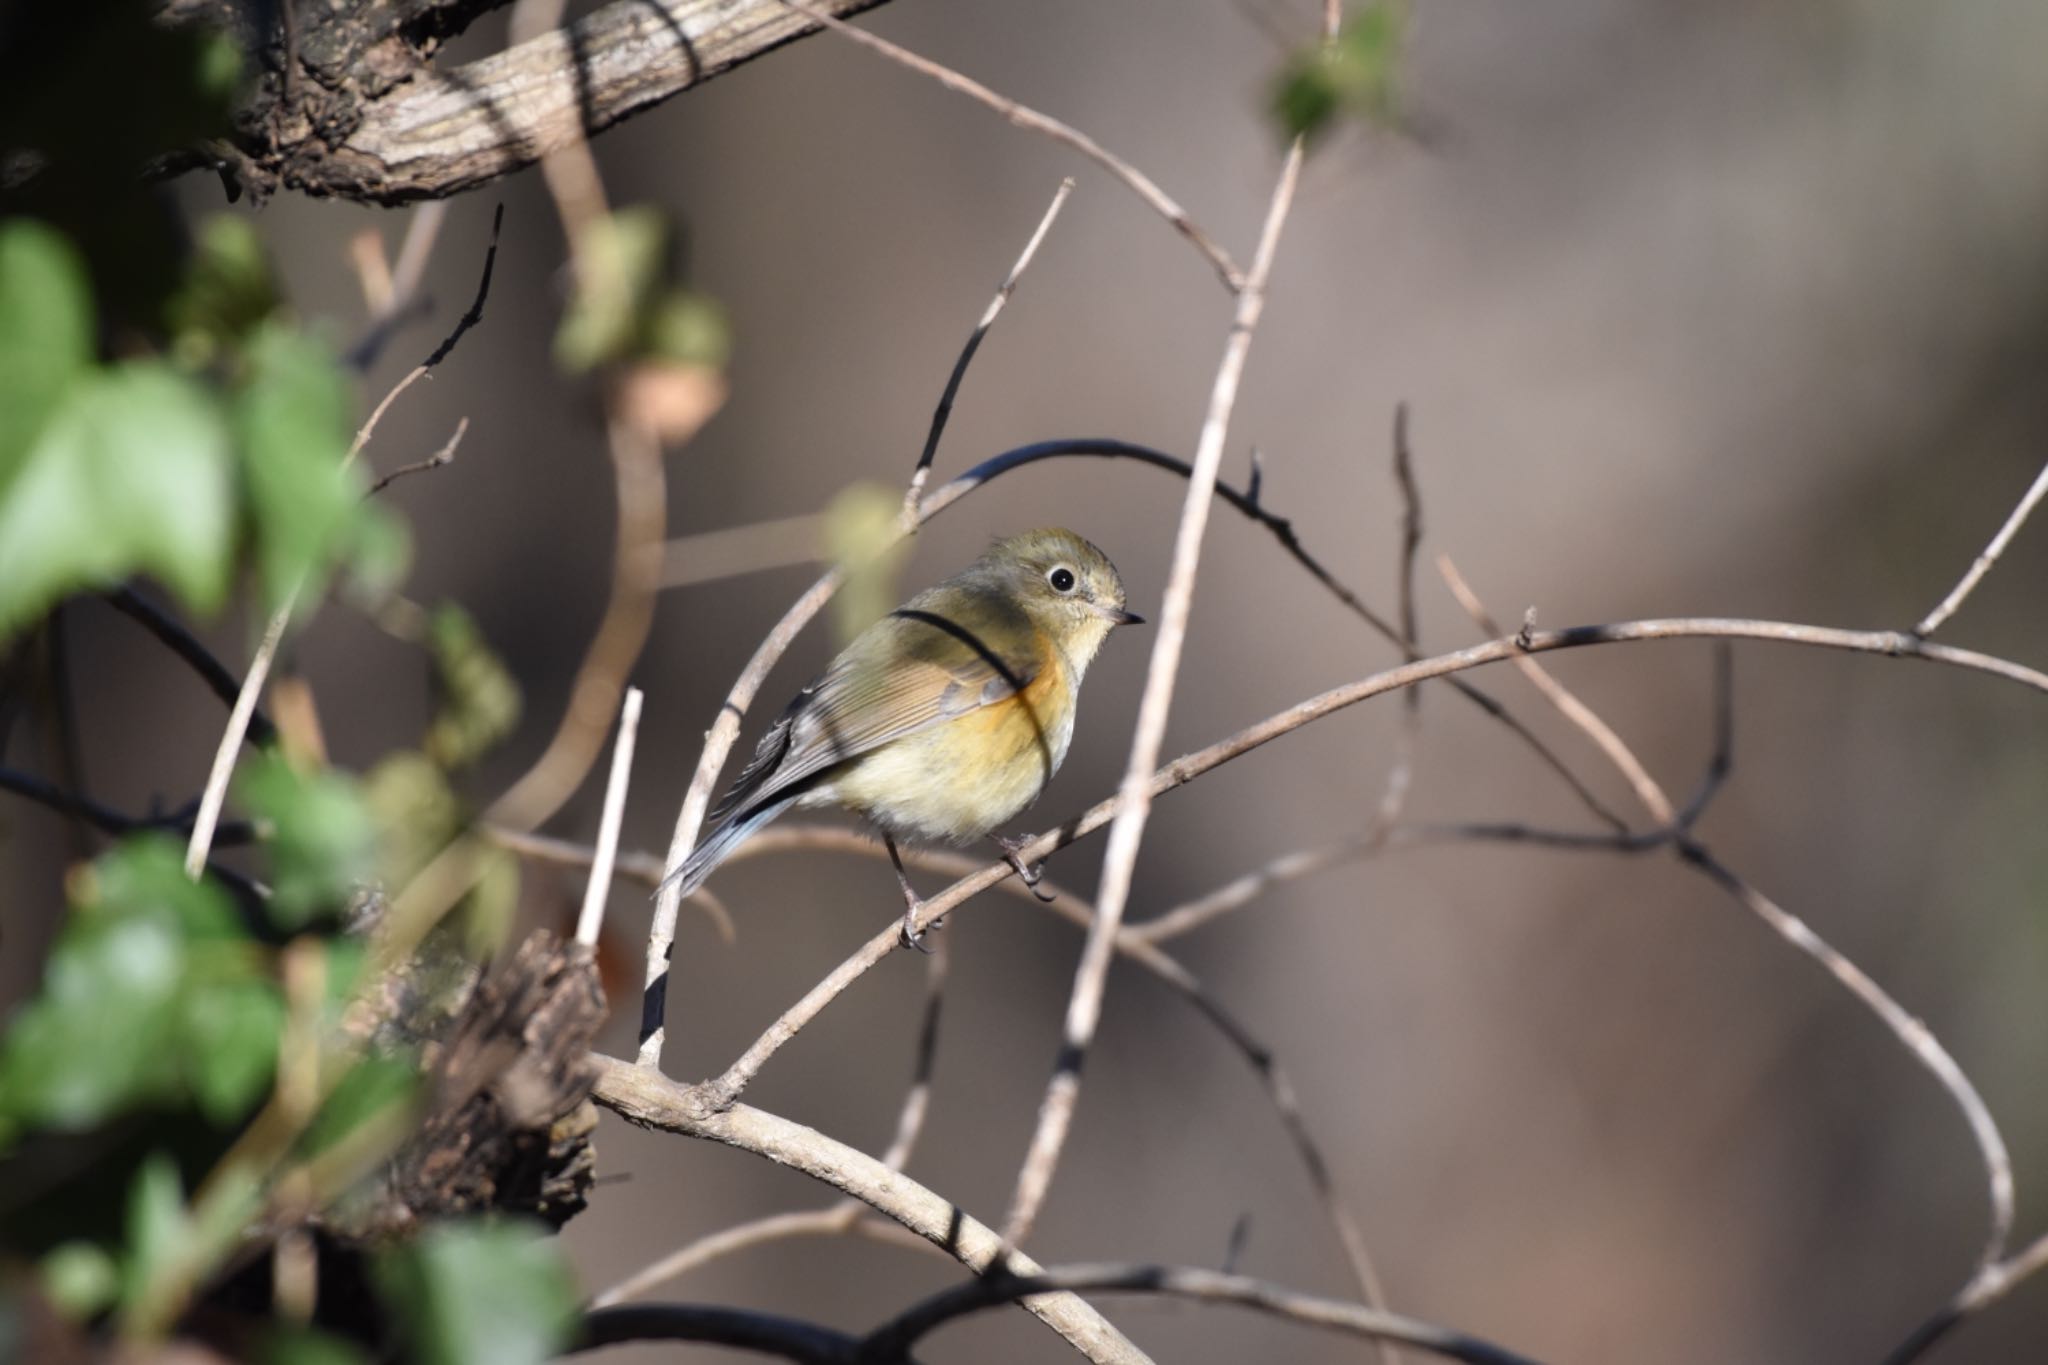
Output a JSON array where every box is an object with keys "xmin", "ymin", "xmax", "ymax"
[{"xmin": 708, "ymin": 606, "xmax": 1040, "ymax": 820}]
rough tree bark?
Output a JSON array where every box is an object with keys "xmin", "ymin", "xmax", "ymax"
[{"xmin": 165, "ymin": 0, "xmax": 892, "ymax": 202}]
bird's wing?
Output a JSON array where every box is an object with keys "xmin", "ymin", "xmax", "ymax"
[{"xmin": 707, "ymin": 590, "xmax": 1042, "ymax": 822}]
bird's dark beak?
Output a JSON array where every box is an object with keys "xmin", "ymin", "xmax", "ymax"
[{"xmin": 1098, "ymin": 605, "xmax": 1145, "ymax": 626}]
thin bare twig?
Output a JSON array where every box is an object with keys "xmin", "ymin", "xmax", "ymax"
[
  {"xmin": 1438, "ymin": 554, "xmax": 1673, "ymax": 824},
  {"xmin": 904, "ymin": 177, "xmax": 1075, "ymax": 512},
  {"xmin": 860, "ymin": 1262, "xmax": 1547, "ymax": 1365},
  {"xmin": 1915, "ymin": 455, "xmax": 2048, "ymax": 637},
  {"xmin": 589, "ymin": 1063, "xmax": 1156, "ymax": 1364},
  {"xmin": 1447, "ymin": 572, "xmax": 2022, "ymax": 1335},
  {"xmin": 661, "ymin": 511, "xmax": 823, "ymax": 589},
  {"xmin": 1881, "ymin": 1230, "xmax": 2048, "ymax": 1365},
  {"xmin": 596, "ymin": 930, "xmax": 949, "ymax": 1308},
  {"xmin": 348, "ymin": 205, "xmax": 503, "ymax": 462},
  {"xmin": 577, "ymin": 686, "xmax": 645, "ymax": 946},
  {"xmin": 591, "ymin": 1209, "xmax": 935, "ymax": 1309},
  {"xmin": 368, "ymin": 417, "xmax": 468, "ymax": 496},
  {"xmin": 777, "ymin": 0, "xmax": 1244, "ymax": 292},
  {"xmin": 183, "ymin": 605, "xmax": 289, "ymax": 878},
  {"xmin": 102, "ymin": 589, "xmax": 277, "ymax": 746},
  {"xmin": 1001, "ymin": 130, "xmax": 1308, "ymax": 1250},
  {"xmin": 186, "ymin": 211, "xmax": 502, "ymax": 881}
]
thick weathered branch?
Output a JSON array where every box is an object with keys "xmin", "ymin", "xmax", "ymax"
[{"xmin": 209, "ymin": 0, "xmax": 891, "ymax": 202}]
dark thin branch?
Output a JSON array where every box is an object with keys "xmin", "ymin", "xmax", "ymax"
[
  {"xmin": 0, "ymin": 766, "xmax": 256, "ymax": 846},
  {"xmin": 103, "ymin": 590, "xmax": 276, "ymax": 746},
  {"xmin": 856, "ymin": 1263, "xmax": 1549, "ymax": 1365},
  {"xmin": 574, "ymin": 1302, "xmax": 879, "ymax": 1363}
]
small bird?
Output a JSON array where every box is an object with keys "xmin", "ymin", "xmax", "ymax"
[{"xmin": 661, "ymin": 528, "xmax": 1143, "ymax": 946}]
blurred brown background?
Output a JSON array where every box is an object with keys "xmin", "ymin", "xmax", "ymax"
[{"xmin": 9, "ymin": 1, "xmax": 2048, "ymax": 1360}]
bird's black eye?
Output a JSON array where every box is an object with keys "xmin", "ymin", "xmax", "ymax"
[{"xmin": 1047, "ymin": 565, "xmax": 1077, "ymax": 594}]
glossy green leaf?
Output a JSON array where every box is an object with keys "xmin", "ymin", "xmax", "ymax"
[
  {"xmin": 0, "ymin": 361, "xmax": 234, "ymax": 639},
  {"xmin": 374, "ymin": 1220, "xmax": 577, "ymax": 1365}
]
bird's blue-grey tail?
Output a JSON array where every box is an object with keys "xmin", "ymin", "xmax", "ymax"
[{"xmin": 655, "ymin": 792, "xmax": 802, "ymax": 900}]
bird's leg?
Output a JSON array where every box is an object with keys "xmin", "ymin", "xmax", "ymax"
[
  {"xmin": 991, "ymin": 832, "xmax": 1056, "ymax": 903},
  {"xmin": 886, "ymin": 835, "xmax": 936, "ymax": 952}
]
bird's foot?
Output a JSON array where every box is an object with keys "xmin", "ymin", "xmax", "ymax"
[
  {"xmin": 992, "ymin": 833, "xmax": 1057, "ymax": 903},
  {"xmin": 899, "ymin": 896, "xmax": 943, "ymax": 953}
]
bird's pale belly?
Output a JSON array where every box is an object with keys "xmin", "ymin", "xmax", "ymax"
[{"xmin": 823, "ymin": 665, "xmax": 1075, "ymax": 843}]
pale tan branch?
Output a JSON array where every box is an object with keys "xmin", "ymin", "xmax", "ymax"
[
  {"xmin": 1000, "ymin": 131, "xmax": 1302, "ymax": 1249},
  {"xmin": 700, "ymin": 615, "xmax": 2048, "ymax": 1105},
  {"xmin": 1438, "ymin": 553, "xmax": 1674, "ymax": 825},
  {"xmin": 588, "ymin": 1062, "xmax": 1155, "ymax": 1364},
  {"xmin": 576, "ymin": 685, "xmax": 645, "ymax": 946},
  {"xmin": 1916, "ymin": 455, "xmax": 2048, "ymax": 637}
]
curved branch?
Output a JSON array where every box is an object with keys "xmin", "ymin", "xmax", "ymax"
[
  {"xmin": 588, "ymin": 1062, "xmax": 1155, "ymax": 1365},
  {"xmin": 702, "ymin": 614, "xmax": 2048, "ymax": 1102},
  {"xmin": 857, "ymin": 1262, "xmax": 1548, "ymax": 1365}
]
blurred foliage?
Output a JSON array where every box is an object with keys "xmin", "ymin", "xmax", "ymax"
[
  {"xmin": 373, "ymin": 1221, "xmax": 578, "ymax": 1365},
  {"xmin": 823, "ymin": 481, "xmax": 910, "ymax": 645},
  {"xmin": 0, "ymin": 214, "xmax": 404, "ymax": 639},
  {"xmin": 422, "ymin": 604, "xmax": 523, "ymax": 771},
  {"xmin": 0, "ymin": 47, "xmax": 556, "ymax": 1346},
  {"xmin": 0, "ymin": 839, "xmax": 281, "ymax": 1138},
  {"xmin": 1273, "ymin": 3, "xmax": 1408, "ymax": 143},
  {"xmin": 553, "ymin": 205, "xmax": 730, "ymax": 373},
  {"xmin": 236, "ymin": 754, "xmax": 379, "ymax": 932}
]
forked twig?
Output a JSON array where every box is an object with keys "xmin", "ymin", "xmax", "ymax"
[
  {"xmin": 1915, "ymin": 455, "xmax": 2048, "ymax": 638},
  {"xmin": 904, "ymin": 177, "xmax": 1075, "ymax": 512}
]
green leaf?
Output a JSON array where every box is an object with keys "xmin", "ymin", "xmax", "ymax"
[
  {"xmin": 642, "ymin": 289, "xmax": 731, "ymax": 369},
  {"xmin": 260, "ymin": 1326, "xmax": 371, "ymax": 1365},
  {"xmin": 179, "ymin": 978, "xmax": 285, "ymax": 1125},
  {"xmin": 1273, "ymin": 3, "xmax": 1407, "ymax": 143},
  {"xmin": 0, "ymin": 219, "xmax": 93, "ymax": 477},
  {"xmin": 374, "ymin": 1220, "xmax": 577, "ymax": 1365},
  {"xmin": 233, "ymin": 324, "xmax": 367, "ymax": 612},
  {"xmin": 118, "ymin": 1155, "xmax": 189, "ymax": 1320},
  {"xmin": 236, "ymin": 752, "xmax": 378, "ymax": 930},
  {"xmin": 168, "ymin": 215, "xmax": 280, "ymax": 363},
  {"xmin": 422, "ymin": 605, "xmax": 521, "ymax": 771},
  {"xmin": 0, "ymin": 361, "xmax": 235, "ymax": 639},
  {"xmin": 553, "ymin": 207, "xmax": 668, "ymax": 372},
  {"xmin": 0, "ymin": 838, "xmax": 272, "ymax": 1131},
  {"xmin": 822, "ymin": 481, "xmax": 909, "ymax": 646},
  {"xmin": 40, "ymin": 1241, "xmax": 121, "ymax": 1318}
]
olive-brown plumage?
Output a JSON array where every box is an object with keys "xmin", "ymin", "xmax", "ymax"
[{"xmin": 661, "ymin": 528, "xmax": 1141, "ymax": 941}]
